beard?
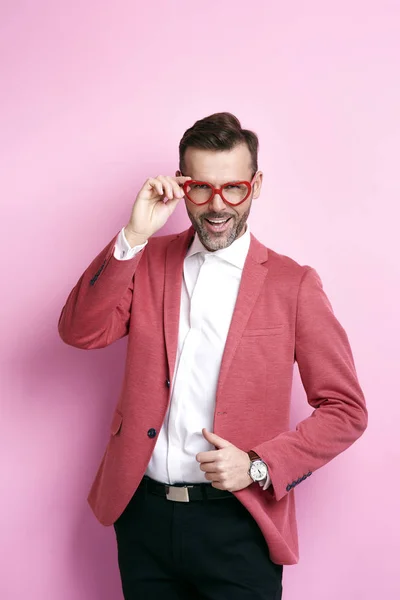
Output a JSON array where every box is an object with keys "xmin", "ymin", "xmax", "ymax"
[{"xmin": 187, "ymin": 204, "xmax": 251, "ymax": 252}]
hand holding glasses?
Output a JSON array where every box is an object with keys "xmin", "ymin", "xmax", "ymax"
[{"xmin": 123, "ymin": 173, "xmax": 257, "ymax": 249}]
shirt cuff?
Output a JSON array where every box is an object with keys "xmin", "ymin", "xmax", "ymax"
[
  {"xmin": 114, "ymin": 227, "xmax": 148, "ymax": 260},
  {"xmin": 258, "ymin": 466, "xmax": 271, "ymax": 491}
]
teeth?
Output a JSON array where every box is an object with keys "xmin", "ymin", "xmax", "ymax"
[{"xmin": 208, "ymin": 219, "xmax": 229, "ymax": 224}]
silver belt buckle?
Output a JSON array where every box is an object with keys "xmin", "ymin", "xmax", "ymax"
[{"xmin": 166, "ymin": 485, "xmax": 193, "ymax": 502}]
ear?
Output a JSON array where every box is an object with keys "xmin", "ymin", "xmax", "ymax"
[{"xmin": 252, "ymin": 171, "xmax": 263, "ymax": 200}]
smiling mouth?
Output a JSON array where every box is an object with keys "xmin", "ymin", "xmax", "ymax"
[
  {"xmin": 205, "ymin": 217, "xmax": 232, "ymax": 225},
  {"xmin": 203, "ymin": 216, "xmax": 233, "ymax": 233}
]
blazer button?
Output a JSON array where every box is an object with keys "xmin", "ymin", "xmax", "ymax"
[
  {"xmin": 147, "ymin": 428, "xmax": 157, "ymax": 439},
  {"xmin": 166, "ymin": 379, "xmax": 170, "ymax": 388}
]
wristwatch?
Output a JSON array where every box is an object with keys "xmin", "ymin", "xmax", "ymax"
[{"xmin": 247, "ymin": 450, "xmax": 268, "ymax": 482}]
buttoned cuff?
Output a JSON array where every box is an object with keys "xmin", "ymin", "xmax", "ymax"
[
  {"xmin": 114, "ymin": 227, "xmax": 148, "ymax": 260},
  {"xmin": 258, "ymin": 466, "xmax": 271, "ymax": 491}
]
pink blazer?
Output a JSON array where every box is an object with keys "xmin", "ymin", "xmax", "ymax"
[{"xmin": 58, "ymin": 226, "xmax": 367, "ymax": 565}]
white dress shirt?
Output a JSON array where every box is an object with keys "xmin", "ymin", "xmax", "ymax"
[{"xmin": 114, "ymin": 226, "xmax": 271, "ymax": 490}]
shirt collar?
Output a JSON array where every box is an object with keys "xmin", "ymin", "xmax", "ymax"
[{"xmin": 186, "ymin": 224, "xmax": 251, "ymax": 270}]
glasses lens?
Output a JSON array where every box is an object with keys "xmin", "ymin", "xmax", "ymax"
[
  {"xmin": 222, "ymin": 183, "xmax": 250, "ymax": 204},
  {"xmin": 186, "ymin": 182, "xmax": 213, "ymax": 204}
]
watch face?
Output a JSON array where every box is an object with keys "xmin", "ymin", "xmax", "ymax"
[{"xmin": 250, "ymin": 460, "xmax": 268, "ymax": 481}]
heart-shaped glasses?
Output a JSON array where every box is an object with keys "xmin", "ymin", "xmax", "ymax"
[{"xmin": 182, "ymin": 175, "xmax": 257, "ymax": 206}]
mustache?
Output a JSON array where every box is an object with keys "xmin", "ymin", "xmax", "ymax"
[{"xmin": 201, "ymin": 213, "xmax": 234, "ymax": 220}]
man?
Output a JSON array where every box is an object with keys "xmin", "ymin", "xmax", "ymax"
[{"xmin": 58, "ymin": 112, "xmax": 367, "ymax": 599}]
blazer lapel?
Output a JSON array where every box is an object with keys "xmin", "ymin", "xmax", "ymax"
[
  {"xmin": 163, "ymin": 227, "xmax": 195, "ymax": 381},
  {"xmin": 216, "ymin": 234, "xmax": 269, "ymax": 397}
]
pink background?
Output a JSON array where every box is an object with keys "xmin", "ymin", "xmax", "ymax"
[{"xmin": 1, "ymin": 1, "xmax": 399, "ymax": 598}]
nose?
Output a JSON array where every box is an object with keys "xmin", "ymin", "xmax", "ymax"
[{"xmin": 208, "ymin": 190, "xmax": 227, "ymax": 212}]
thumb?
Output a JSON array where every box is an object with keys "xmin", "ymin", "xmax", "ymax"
[
  {"xmin": 164, "ymin": 195, "xmax": 182, "ymax": 216},
  {"xmin": 202, "ymin": 428, "xmax": 231, "ymax": 449}
]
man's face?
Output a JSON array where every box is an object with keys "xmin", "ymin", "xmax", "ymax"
[{"xmin": 177, "ymin": 144, "xmax": 263, "ymax": 252}]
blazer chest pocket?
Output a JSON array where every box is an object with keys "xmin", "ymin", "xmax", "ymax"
[
  {"xmin": 242, "ymin": 324, "xmax": 284, "ymax": 337},
  {"xmin": 110, "ymin": 409, "xmax": 123, "ymax": 436}
]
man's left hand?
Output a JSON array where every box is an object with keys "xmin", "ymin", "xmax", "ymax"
[{"xmin": 196, "ymin": 428, "xmax": 253, "ymax": 492}]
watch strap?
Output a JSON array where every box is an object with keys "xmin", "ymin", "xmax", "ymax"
[{"xmin": 248, "ymin": 450, "xmax": 261, "ymax": 463}]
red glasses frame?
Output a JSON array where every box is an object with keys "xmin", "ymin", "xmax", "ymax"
[{"xmin": 182, "ymin": 174, "xmax": 257, "ymax": 206}]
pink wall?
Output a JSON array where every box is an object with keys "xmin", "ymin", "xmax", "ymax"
[{"xmin": 1, "ymin": 1, "xmax": 399, "ymax": 598}]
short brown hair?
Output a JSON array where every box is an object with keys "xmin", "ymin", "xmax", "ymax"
[{"xmin": 179, "ymin": 112, "xmax": 259, "ymax": 174}]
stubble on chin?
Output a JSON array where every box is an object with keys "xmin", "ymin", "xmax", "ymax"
[{"xmin": 188, "ymin": 211, "xmax": 249, "ymax": 252}]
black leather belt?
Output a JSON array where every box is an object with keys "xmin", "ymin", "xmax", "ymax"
[{"xmin": 140, "ymin": 476, "xmax": 233, "ymax": 503}]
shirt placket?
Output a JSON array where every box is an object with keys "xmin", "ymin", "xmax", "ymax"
[{"xmin": 166, "ymin": 253, "xmax": 207, "ymax": 483}]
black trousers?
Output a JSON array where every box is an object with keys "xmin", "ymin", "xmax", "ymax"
[{"xmin": 113, "ymin": 480, "xmax": 283, "ymax": 599}]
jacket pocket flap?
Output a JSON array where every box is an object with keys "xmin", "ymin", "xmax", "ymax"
[
  {"xmin": 110, "ymin": 409, "xmax": 123, "ymax": 435},
  {"xmin": 243, "ymin": 325, "xmax": 284, "ymax": 337}
]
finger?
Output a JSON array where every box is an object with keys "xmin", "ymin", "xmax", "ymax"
[
  {"xmin": 156, "ymin": 175, "xmax": 174, "ymax": 200},
  {"xmin": 211, "ymin": 481, "xmax": 226, "ymax": 491},
  {"xmin": 196, "ymin": 450, "xmax": 220, "ymax": 463},
  {"xmin": 165, "ymin": 176, "xmax": 184, "ymax": 199},
  {"xmin": 174, "ymin": 175, "xmax": 193, "ymax": 184},
  {"xmin": 199, "ymin": 462, "xmax": 218, "ymax": 473},
  {"xmin": 204, "ymin": 472, "xmax": 220, "ymax": 482},
  {"xmin": 145, "ymin": 178, "xmax": 164, "ymax": 197}
]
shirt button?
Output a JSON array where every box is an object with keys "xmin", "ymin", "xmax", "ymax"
[
  {"xmin": 147, "ymin": 428, "xmax": 157, "ymax": 439},
  {"xmin": 165, "ymin": 379, "xmax": 170, "ymax": 388}
]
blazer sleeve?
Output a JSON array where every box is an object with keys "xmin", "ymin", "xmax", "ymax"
[
  {"xmin": 58, "ymin": 231, "xmax": 145, "ymax": 350},
  {"xmin": 253, "ymin": 267, "xmax": 368, "ymax": 501}
]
